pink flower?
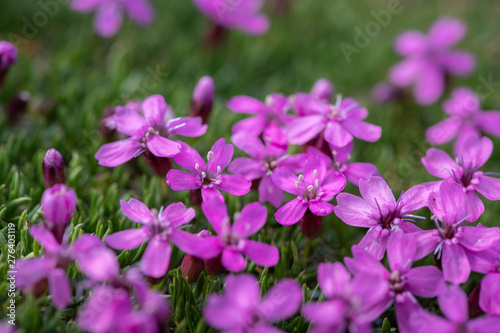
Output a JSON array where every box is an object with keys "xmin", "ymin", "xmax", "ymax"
[
  {"xmin": 389, "ymin": 17, "xmax": 476, "ymax": 105},
  {"xmin": 166, "ymin": 138, "xmax": 251, "ymax": 202},
  {"xmin": 310, "ymin": 78, "xmax": 334, "ymax": 101},
  {"xmin": 16, "ymin": 226, "xmax": 119, "ymax": 309},
  {"xmin": 70, "ymin": 0, "xmax": 155, "ymax": 37},
  {"xmin": 334, "ymin": 176, "xmax": 429, "ymax": 260},
  {"xmin": 272, "ymin": 155, "xmax": 346, "ymax": 226},
  {"xmin": 412, "ymin": 180, "xmax": 500, "ymax": 284},
  {"xmin": 306, "ymin": 141, "xmax": 380, "ymax": 186},
  {"xmin": 0, "ymin": 41, "xmax": 17, "ymax": 70},
  {"xmin": 228, "ymin": 125, "xmax": 306, "ymax": 208},
  {"xmin": 41, "ymin": 184, "xmax": 77, "ymax": 243},
  {"xmin": 42, "ymin": 148, "xmax": 66, "ymax": 189},
  {"xmin": 105, "ymin": 199, "xmax": 212, "ymax": 278},
  {"xmin": 346, "ymin": 232, "xmax": 445, "ymax": 332},
  {"xmin": 199, "ymin": 198, "xmax": 279, "ymax": 272},
  {"xmin": 190, "ymin": 76, "xmax": 215, "ymax": 124},
  {"xmin": 285, "ymin": 95, "xmax": 381, "ymax": 147},
  {"xmin": 426, "ymin": 87, "xmax": 500, "ymax": 149},
  {"xmin": 95, "ymin": 95, "xmax": 207, "ymax": 168},
  {"xmin": 204, "ymin": 274, "xmax": 302, "ymax": 332},
  {"xmin": 227, "ymin": 93, "xmax": 292, "ymax": 135},
  {"xmin": 193, "ymin": 0, "xmax": 270, "ymax": 35},
  {"xmin": 421, "ymin": 132, "xmax": 500, "ymax": 222},
  {"xmin": 302, "ymin": 262, "xmax": 388, "ymax": 332}
]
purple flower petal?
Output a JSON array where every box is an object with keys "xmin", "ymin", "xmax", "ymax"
[
  {"xmin": 357, "ymin": 227, "xmax": 390, "ymax": 261},
  {"xmin": 359, "ymin": 176, "xmax": 396, "ymax": 211},
  {"xmin": 201, "ymin": 187, "xmax": 225, "ymax": 202},
  {"xmin": 232, "ymin": 115, "xmax": 267, "ymax": 135},
  {"xmin": 160, "ymin": 202, "xmax": 195, "ymax": 227},
  {"xmin": 342, "ymin": 118, "xmax": 381, "ymax": 143},
  {"xmin": 442, "ymin": 242, "xmax": 470, "ymax": 284},
  {"xmin": 302, "ymin": 300, "xmax": 346, "ymax": 327},
  {"xmin": 438, "ymin": 284, "xmax": 468, "ymax": 323},
  {"xmin": 456, "ymin": 226, "xmax": 500, "ymax": 252},
  {"xmin": 114, "ymin": 106, "xmax": 147, "ymax": 136},
  {"xmin": 413, "ymin": 230, "xmax": 442, "ymax": 260},
  {"xmin": 49, "ymin": 268, "xmax": 72, "ymax": 309},
  {"xmin": 344, "ymin": 163, "xmax": 380, "ymax": 186},
  {"xmin": 207, "ymin": 138, "xmax": 234, "ymax": 174},
  {"xmin": 15, "ymin": 257, "xmax": 55, "ymax": 288},
  {"xmin": 414, "ymin": 63, "xmax": 444, "ymax": 105},
  {"xmin": 142, "ymin": 94, "xmax": 167, "ymax": 125},
  {"xmin": 479, "ymin": 273, "xmax": 500, "ymax": 315},
  {"xmin": 334, "ymin": 193, "xmax": 377, "ymax": 227},
  {"xmin": 221, "ymin": 247, "xmax": 247, "ymax": 272},
  {"xmin": 426, "ymin": 117, "xmax": 461, "ymax": 145},
  {"xmin": 318, "ymin": 262, "xmax": 351, "ymax": 298},
  {"xmin": 428, "ymin": 17, "xmax": 466, "ymax": 49},
  {"xmin": 141, "ymin": 236, "xmax": 172, "ymax": 278},
  {"xmin": 275, "ymin": 198, "xmax": 308, "ymax": 226},
  {"xmin": 147, "ymin": 135, "xmax": 180, "ymax": 158},
  {"xmin": 476, "ymin": 175, "xmax": 500, "ymax": 200},
  {"xmin": 218, "ymin": 174, "xmax": 252, "ymax": 196},
  {"xmin": 395, "ymin": 30, "xmax": 428, "ymax": 56},
  {"xmin": 421, "ymin": 148, "xmax": 459, "ymax": 179},
  {"xmin": 203, "ymin": 294, "xmax": 249, "ymax": 330},
  {"xmin": 324, "ymin": 121, "xmax": 353, "ymax": 147},
  {"xmin": 168, "ymin": 117, "xmax": 207, "ymax": 137},
  {"xmin": 105, "ymin": 227, "xmax": 151, "ymax": 250},
  {"xmin": 232, "ymin": 202, "xmax": 267, "ymax": 237},
  {"xmin": 389, "ymin": 59, "xmax": 422, "ymax": 87},
  {"xmin": 166, "ymin": 169, "xmax": 200, "ymax": 191},
  {"xmin": 259, "ymin": 174, "xmax": 283, "ymax": 208},
  {"xmin": 227, "ymin": 96, "xmax": 267, "ymax": 114},
  {"xmin": 309, "ymin": 200, "xmax": 333, "ymax": 216},
  {"xmin": 439, "ymin": 51, "xmax": 476, "ymax": 76},
  {"xmin": 122, "ymin": 0, "xmax": 155, "ymax": 25},
  {"xmin": 243, "ymin": 240, "xmax": 279, "ymax": 267},
  {"xmin": 29, "ymin": 225, "xmax": 61, "ymax": 254},
  {"xmin": 260, "ymin": 279, "xmax": 302, "ymax": 322},
  {"xmin": 320, "ymin": 173, "xmax": 346, "ymax": 201},
  {"xmin": 463, "ymin": 190, "xmax": 484, "ymax": 222},
  {"xmin": 387, "ymin": 231, "xmax": 417, "ymax": 273},
  {"xmin": 120, "ymin": 198, "xmax": 155, "ymax": 224},
  {"xmin": 94, "ymin": 1, "xmax": 123, "ymax": 37},
  {"xmin": 271, "ymin": 167, "xmax": 301, "ymax": 196},
  {"xmin": 476, "ymin": 111, "xmax": 500, "ymax": 137},
  {"xmin": 172, "ymin": 141, "xmax": 206, "ymax": 172},
  {"xmin": 201, "ymin": 197, "xmax": 229, "ymax": 235},
  {"xmin": 95, "ymin": 139, "xmax": 143, "ymax": 167},
  {"xmin": 228, "ymin": 157, "xmax": 265, "ymax": 180},
  {"xmin": 286, "ymin": 115, "xmax": 325, "ymax": 145},
  {"xmin": 405, "ymin": 266, "xmax": 444, "ymax": 298},
  {"xmin": 231, "ymin": 132, "xmax": 267, "ymax": 159}
]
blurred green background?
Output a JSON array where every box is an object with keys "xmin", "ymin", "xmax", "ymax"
[{"xmin": 1, "ymin": 0, "xmax": 500, "ymax": 332}]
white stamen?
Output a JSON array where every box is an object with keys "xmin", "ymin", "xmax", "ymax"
[
  {"xmin": 195, "ymin": 163, "xmax": 200, "ymax": 170},
  {"xmin": 332, "ymin": 150, "xmax": 337, "ymax": 156},
  {"xmin": 313, "ymin": 169, "xmax": 318, "ymax": 178},
  {"xmin": 217, "ymin": 166, "xmax": 221, "ymax": 173},
  {"xmin": 201, "ymin": 171, "xmax": 206, "ymax": 178},
  {"xmin": 265, "ymin": 95, "xmax": 273, "ymax": 105},
  {"xmin": 298, "ymin": 174, "xmax": 304, "ymax": 182},
  {"xmin": 307, "ymin": 185, "xmax": 314, "ymax": 192},
  {"xmin": 295, "ymin": 181, "xmax": 299, "ymax": 188},
  {"xmin": 207, "ymin": 151, "xmax": 214, "ymax": 161},
  {"xmin": 315, "ymin": 179, "xmax": 319, "ymax": 187}
]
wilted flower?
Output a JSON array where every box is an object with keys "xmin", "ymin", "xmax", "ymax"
[
  {"xmin": 426, "ymin": 87, "xmax": 500, "ymax": 149},
  {"xmin": 70, "ymin": 0, "xmax": 155, "ymax": 37},
  {"xmin": 105, "ymin": 199, "xmax": 212, "ymax": 278},
  {"xmin": 166, "ymin": 138, "xmax": 251, "ymax": 202},
  {"xmin": 193, "ymin": 0, "xmax": 270, "ymax": 35},
  {"xmin": 95, "ymin": 95, "xmax": 207, "ymax": 172},
  {"xmin": 389, "ymin": 17, "xmax": 476, "ymax": 105},
  {"xmin": 204, "ymin": 274, "xmax": 302, "ymax": 332},
  {"xmin": 334, "ymin": 176, "xmax": 428, "ymax": 260},
  {"xmin": 229, "ymin": 124, "xmax": 305, "ymax": 208},
  {"xmin": 190, "ymin": 76, "xmax": 215, "ymax": 124},
  {"xmin": 41, "ymin": 184, "xmax": 77, "ymax": 243},
  {"xmin": 412, "ymin": 180, "xmax": 500, "ymax": 284},
  {"xmin": 42, "ymin": 149, "xmax": 66, "ymax": 189},
  {"xmin": 199, "ymin": 198, "xmax": 279, "ymax": 272},
  {"xmin": 421, "ymin": 133, "xmax": 500, "ymax": 222}
]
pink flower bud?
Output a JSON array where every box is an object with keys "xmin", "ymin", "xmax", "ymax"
[
  {"xmin": 310, "ymin": 78, "xmax": 334, "ymax": 101},
  {"xmin": 190, "ymin": 76, "xmax": 214, "ymax": 124},
  {"xmin": 41, "ymin": 184, "xmax": 77, "ymax": 243},
  {"xmin": 181, "ymin": 230, "xmax": 210, "ymax": 283},
  {"xmin": 204, "ymin": 255, "xmax": 226, "ymax": 276},
  {"xmin": 144, "ymin": 150, "xmax": 172, "ymax": 178},
  {"xmin": 0, "ymin": 41, "xmax": 17, "ymax": 87},
  {"xmin": 42, "ymin": 149, "xmax": 66, "ymax": 188}
]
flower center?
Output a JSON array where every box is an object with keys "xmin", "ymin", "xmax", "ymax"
[
  {"xmin": 389, "ymin": 270, "xmax": 406, "ymax": 294},
  {"xmin": 295, "ymin": 170, "xmax": 321, "ymax": 201},
  {"xmin": 140, "ymin": 127, "xmax": 160, "ymax": 148}
]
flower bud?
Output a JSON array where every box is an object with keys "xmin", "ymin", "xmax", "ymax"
[
  {"xmin": 468, "ymin": 283, "xmax": 483, "ymax": 318},
  {"xmin": 181, "ymin": 230, "xmax": 211, "ymax": 283},
  {"xmin": 204, "ymin": 254, "xmax": 226, "ymax": 276},
  {"xmin": 190, "ymin": 76, "xmax": 214, "ymax": 124},
  {"xmin": 41, "ymin": 184, "xmax": 77, "ymax": 243},
  {"xmin": 0, "ymin": 41, "xmax": 17, "ymax": 87},
  {"xmin": 299, "ymin": 209, "xmax": 323, "ymax": 239},
  {"xmin": 311, "ymin": 78, "xmax": 334, "ymax": 101},
  {"xmin": 144, "ymin": 150, "xmax": 172, "ymax": 178},
  {"xmin": 7, "ymin": 90, "xmax": 30, "ymax": 124},
  {"xmin": 42, "ymin": 149, "xmax": 66, "ymax": 188}
]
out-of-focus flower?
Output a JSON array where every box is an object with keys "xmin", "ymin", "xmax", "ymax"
[
  {"xmin": 302, "ymin": 262, "xmax": 388, "ymax": 332},
  {"xmin": 310, "ymin": 78, "xmax": 334, "ymax": 101},
  {"xmin": 407, "ymin": 285, "xmax": 500, "ymax": 333},
  {"xmin": 41, "ymin": 184, "xmax": 77, "ymax": 243},
  {"xmin": 272, "ymin": 155, "xmax": 345, "ymax": 227},
  {"xmin": 193, "ymin": 0, "xmax": 270, "ymax": 35},
  {"xmin": 389, "ymin": 17, "xmax": 476, "ymax": 105},
  {"xmin": 181, "ymin": 230, "xmax": 211, "ymax": 283},
  {"xmin": 43, "ymin": 149, "xmax": 66, "ymax": 189},
  {"xmin": 229, "ymin": 124, "xmax": 306, "ymax": 208},
  {"xmin": 426, "ymin": 87, "xmax": 500, "ymax": 149},
  {"xmin": 16, "ymin": 227, "xmax": 119, "ymax": 309},
  {"xmin": 346, "ymin": 232, "xmax": 445, "ymax": 332},
  {"xmin": 190, "ymin": 76, "xmax": 214, "ymax": 124},
  {"xmin": 227, "ymin": 93, "xmax": 292, "ymax": 135},
  {"xmin": 70, "ymin": 0, "xmax": 155, "ymax": 37},
  {"xmin": 204, "ymin": 274, "xmax": 302, "ymax": 332},
  {"xmin": 0, "ymin": 41, "xmax": 17, "ymax": 86},
  {"xmin": 199, "ymin": 198, "xmax": 279, "ymax": 272},
  {"xmin": 78, "ymin": 269, "xmax": 170, "ymax": 333},
  {"xmin": 166, "ymin": 138, "xmax": 251, "ymax": 202},
  {"xmin": 286, "ymin": 96, "xmax": 381, "ymax": 148},
  {"xmin": 307, "ymin": 142, "xmax": 380, "ymax": 186},
  {"xmin": 412, "ymin": 181, "xmax": 500, "ymax": 284},
  {"xmin": 95, "ymin": 95, "xmax": 207, "ymax": 170},
  {"xmin": 0, "ymin": 321, "xmax": 14, "ymax": 333},
  {"xmin": 334, "ymin": 176, "xmax": 428, "ymax": 260},
  {"xmin": 371, "ymin": 81, "xmax": 401, "ymax": 103},
  {"xmin": 7, "ymin": 91, "xmax": 30, "ymax": 124},
  {"xmin": 105, "ymin": 199, "xmax": 212, "ymax": 278},
  {"xmin": 421, "ymin": 132, "xmax": 500, "ymax": 222}
]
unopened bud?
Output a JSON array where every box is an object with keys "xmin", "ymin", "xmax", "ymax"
[
  {"xmin": 144, "ymin": 150, "xmax": 172, "ymax": 178},
  {"xmin": 42, "ymin": 149, "xmax": 66, "ymax": 188},
  {"xmin": 7, "ymin": 90, "xmax": 30, "ymax": 124},
  {"xmin": 204, "ymin": 254, "xmax": 226, "ymax": 276},
  {"xmin": 311, "ymin": 78, "xmax": 334, "ymax": 101},
  {"xmin": 299, "ymin": 209, "xmax": 323, "ymax": 239},
  {"xmin": 41, "ymin": 184, "xmax": 77, "ymax": 243},
  {"xmin": 0, "ymin": 41, "xmax": 17, "ymax": 87},
  {"xmin": 190, "ymin": 76, "xmax": 214, "ymax": 124},
  {"xmin": 181, "ymin": 230, "xmax": 211, "ymax": 283}
]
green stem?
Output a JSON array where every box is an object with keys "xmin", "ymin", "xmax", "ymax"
[{"xmin": 304, "ymin": 238, "xmax": 311, "ymax": 259}]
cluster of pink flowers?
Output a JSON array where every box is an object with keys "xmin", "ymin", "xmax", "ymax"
[{"xmin": 12, "ymin": 15, "xmax": 500, "ymax": 333}]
